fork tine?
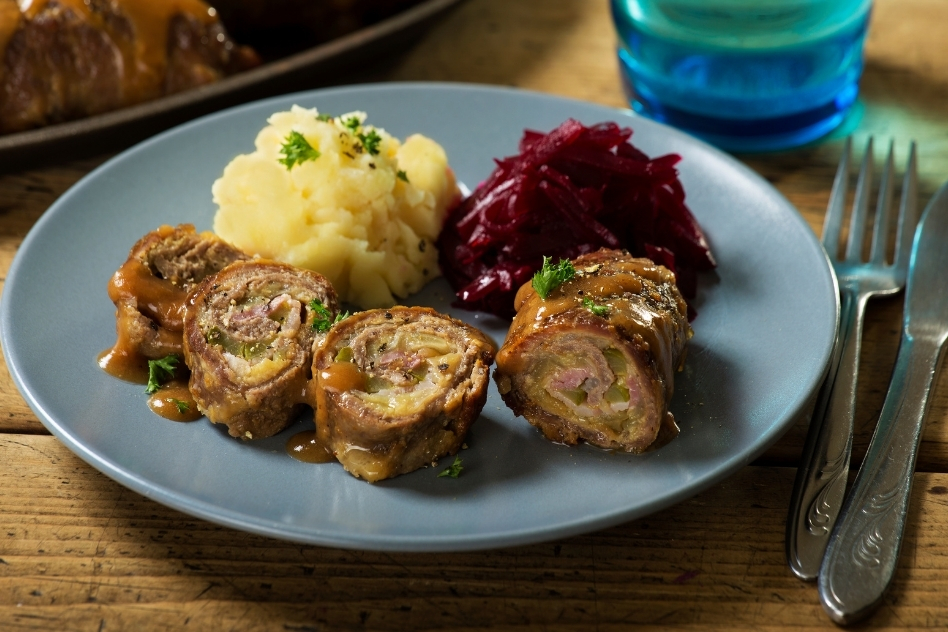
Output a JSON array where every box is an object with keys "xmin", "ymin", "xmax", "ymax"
[
  {"xmin": 893, "ymin": 141, "xmax": 918, "ymax": 272},
  {"xmin": 845, "ymin": 137, "xmax": 874, "ymax": 262},
  {"xmin": 822, "ymin": 137, "xmax": 851, "ymax": 257},
  {"xmin": 869, "ymin": 140, "xmax": 895, "ymax": 264}
]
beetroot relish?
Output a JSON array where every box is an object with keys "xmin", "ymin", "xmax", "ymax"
[{"xmin": 436, "ymin": 119, "xmax": 716, "ymax": 318}]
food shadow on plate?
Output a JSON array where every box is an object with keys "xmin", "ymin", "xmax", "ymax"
[
  {"xmin": 690, "ymin": 269, "xmax": 721, "ymax": 316},
  {"xmin": 376, "ymin": 413, "xmax": 564, "ymax": 497},
  {"xmin": 218, "ymin": 391, "xmax": 615, "ymax": 497},
  {"xmin": 668, "ymin": 339, "xmax": 744, "ymax": 466}
]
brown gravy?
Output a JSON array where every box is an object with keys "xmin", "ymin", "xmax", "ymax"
[
  {"xmin": 498, "ymin": 256, "xmax": 680, "ymax": 373},
  {"xmin": 319, "ymin": 362, "xmax": 366, "ymax": 393},
  {"xmin": 0, "ymin": 2, "xmax": 20, "ymax": 61},
  {"xmin": 147, "ymin": 379, "xmax": 201, "ymax": 422},
  {"xmin": 108, "ymin": 258, "xmax": 188, "ymax": 331},
  {"xmin": 285, "ymin": 430, "xmax": 336, "ymax": 464},
  {"xmin": 97, "ymin": 345, "xmax": 149, "ymax": 384}
]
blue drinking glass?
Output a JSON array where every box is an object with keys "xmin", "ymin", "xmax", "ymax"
[{"xmin": 611, "ymin": 0, "xmax": 873, "ymax": 152}]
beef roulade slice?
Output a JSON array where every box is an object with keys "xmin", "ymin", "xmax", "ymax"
[
  {"xmin": 494, "ymin": 249, "xmax": 692, "ymax": 453},
  {"xmin": 312, "ymin": 306, "xmax": 495, "ymax": 482},
  {"xmin": 101, "ymin": 224, "xmax": 248, "ymax": 379},
  {"xmin": 184, "ymin": 260, "xmax": 339, "ymax": 440}
]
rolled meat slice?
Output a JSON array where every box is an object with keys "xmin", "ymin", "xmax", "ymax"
[
  {"xmin": 183, "ymin": 260, "xmax": 339, "ymax": 440},
  {"xmin": 100, "ymin": 224, "xmax": 248, "ymax": 379},
  {"xmin": 494, "ymin": 249, "xmax": 692, "ymax": 452},
  {"xmin": 312, "ymin": 306, "xmax": 495, "ymax": 482}
]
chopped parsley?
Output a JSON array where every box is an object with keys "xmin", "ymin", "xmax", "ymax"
[
  {"xmin": 310, "ymin": 300, "xmax": 350, "ymax": 333},
  {"xmin": 583, "ymin": 297, "xmax": 609, "ymax": 317},
  {"xmin": 343, "ymin": 116, "xmax": 361, "ymax": 132},
  {"xmin": 146, "ymin": 355, "xmax": 179, "ymax": 394},
  {"xmin": 316, "ymin": 113, "xmax": 333, "ymax": 122},
  {"xmin": 341, "ymin": 116, "xmax": 382, "ymax": 156},
  {"xmin": 359, "ymin": 129, "xmax": 382, "ymax": 155},
  {"xmin": 438, "ymin": 456, "xmax": 464, "ymax": 478},
  {"xmin": 309, "ymin": 299, "xmax": 334, "ymax": 332},
  {"xmin": 278, "ymin": 131, "xmax": 320, "ymax": 169},
  {"xmin": 396, "ymin": 170, "xmax": 409, "ymax": 183},
  {"xmin": 169, "ymin": 398, "xmax": 190, "ymax": 414},
  {"xmin": 532, "ymin": 256, "xmax": 575, "ymax": 299}
]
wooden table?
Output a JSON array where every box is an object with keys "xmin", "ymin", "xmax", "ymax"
[{"xmin": 2, "ymin": 0, "xmax": 947, "ymax": 629}]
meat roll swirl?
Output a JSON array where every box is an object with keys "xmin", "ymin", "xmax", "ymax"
[
  {"xmin": 494, "ymin": 249, "xmax": 692, "ymax": 453},
  {"xmin": 101, "ymin": 224, "xmax": 248, "ymax": 379},
  {"xmin": 183, "ymin": 260, "xmax": 339, "ymax": 440},
  {"xmin": 312, "ymin": 306, "xmax": 495, "ymax": 482}
]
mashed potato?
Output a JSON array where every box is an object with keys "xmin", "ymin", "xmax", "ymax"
[{"xmin": 212, "ymin": 106, "xmax": 458, "ymax": 308}]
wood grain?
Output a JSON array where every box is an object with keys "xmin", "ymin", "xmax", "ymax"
[
  {"xmin": 2, "ymin": 1, "xmax": 948, "ymax": 629},
  {"xmin": 2, "ymin": 435, "xmax": 948, "ymax": 631}
]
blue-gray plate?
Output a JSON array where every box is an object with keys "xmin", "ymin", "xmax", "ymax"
[{"xmin": 0, "ymin": 83, "xmax": 838, "ymax": 552}]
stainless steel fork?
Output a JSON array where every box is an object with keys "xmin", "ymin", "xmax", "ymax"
[{"xmin": 786, "ymin": 137, "xmax": 918, "ymax": 581}]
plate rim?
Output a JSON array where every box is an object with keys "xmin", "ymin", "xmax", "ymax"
[{"xmin": 0, "ymin": 81, "xmax": 840, "ymax": 552}]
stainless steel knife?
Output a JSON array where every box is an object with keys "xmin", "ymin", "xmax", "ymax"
[{"xmin": 818, "ymin": 180, "xmax": 948, "ymax": 624}]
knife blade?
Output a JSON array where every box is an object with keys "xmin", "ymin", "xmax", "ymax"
[{"xmin": 818, "ymin": 180, "xmax": 948, "ymax": 624}]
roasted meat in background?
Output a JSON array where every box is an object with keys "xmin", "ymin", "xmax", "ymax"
[
  {"xmin": 0, "ymin": 0, "xmax": 260, "ymax": 134},
  {"xmin": 100, "ymin": 224, "xmax": 249, "ymax": 380},
  {"xmin": 494, "ymin": 249, "xmax": 691, "ymax": 453},
  {"xmin": 183, "ymin": 260, "xmax": 339, "ymax": 440},
  {"xmin": 312, "ymin": 306, "xmax": 495, "ymax": 482}
]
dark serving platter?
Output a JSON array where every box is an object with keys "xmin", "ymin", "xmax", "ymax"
[{"xmin": 0, "ymin": 0, "xmax": 463, "ymax": 171}]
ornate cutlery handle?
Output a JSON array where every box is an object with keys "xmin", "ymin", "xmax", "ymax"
[
  {"xmin": 787, "ymin": 288, "xmax": 864, "ymax": 580},
  {"xmin": 819, "ymin": 333, "xmax": 948, "ymax": 624}
]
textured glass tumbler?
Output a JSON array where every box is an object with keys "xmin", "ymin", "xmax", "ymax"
[{"xmin": 611, "ymin": 0, "xmax": 872, "ymax": 152}]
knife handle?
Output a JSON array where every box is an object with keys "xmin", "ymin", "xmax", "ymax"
[
  {"xmin": 818, "ymin": 333, "xmax": 947, "ymax": 625},
  {"xmin": 786, "ymin": 288, "xmax": 863, "ymax": 580}
]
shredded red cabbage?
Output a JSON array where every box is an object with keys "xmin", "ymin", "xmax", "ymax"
[{"xmin": 437, "ymin": 119, "xmax": 716, "ymax": 318}]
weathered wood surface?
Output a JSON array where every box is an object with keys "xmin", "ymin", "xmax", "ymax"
[
  {"xmin": 2, "ymin": 435, "xmax": 948, "ymax": 631},
  {"xmin": 1, "ymin": 0, "xmax": 947, "ymax": 629}
]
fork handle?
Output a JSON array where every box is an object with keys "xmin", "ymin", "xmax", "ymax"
[
  {"xmin": 786, "ymin": 288, "xmax": 867, "ymax": 580},
  {"xmin": 818, "ymin": 333, "xmax": 948, "ymax": 624}
]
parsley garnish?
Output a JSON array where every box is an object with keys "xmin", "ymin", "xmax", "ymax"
[
  {"xmin": 169, "ymin": 398, "xmax": 190, "ymax": 414},
  {"xmin": 396, "ymin": 170, "xmax": 409, "ymax": 183},
  {"xmin": 583, "ymin": 297, "xmax": 609, "ymax": 317},
  {"xmin": 343, "ymin": 116, "xmax": 361, "ymax": 132},
  {"xmin": 359, "ymin": 129, "xmax": 382, "ymax": 155},
  {"xmin": 310, "ymin": 301, "xmax": 349, "ymax": 332},
  {"xmin": 316, "ymin": 113, "xmax": 333, "ymax": 122},
  {"xmin": 532, "ymin": 256, "xmax": 575, "ymax": 299},
  {"xmin": 438, "ymin": 456, "xmax": 463, "ymax": 478},
  {"xmin": 146, "ymin": 355, "xmax": 179, "ymax": 394},
  {"xmin": 309, "ymin": 299, "xmax": 334, "ymax": 332},
  {"xmin": 341, "ymin": 116, "xmax": 382, "ymax": 156},
  {"xmin": 278, "ymin": 131, "xmax": 320, "ymax": 170}
]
